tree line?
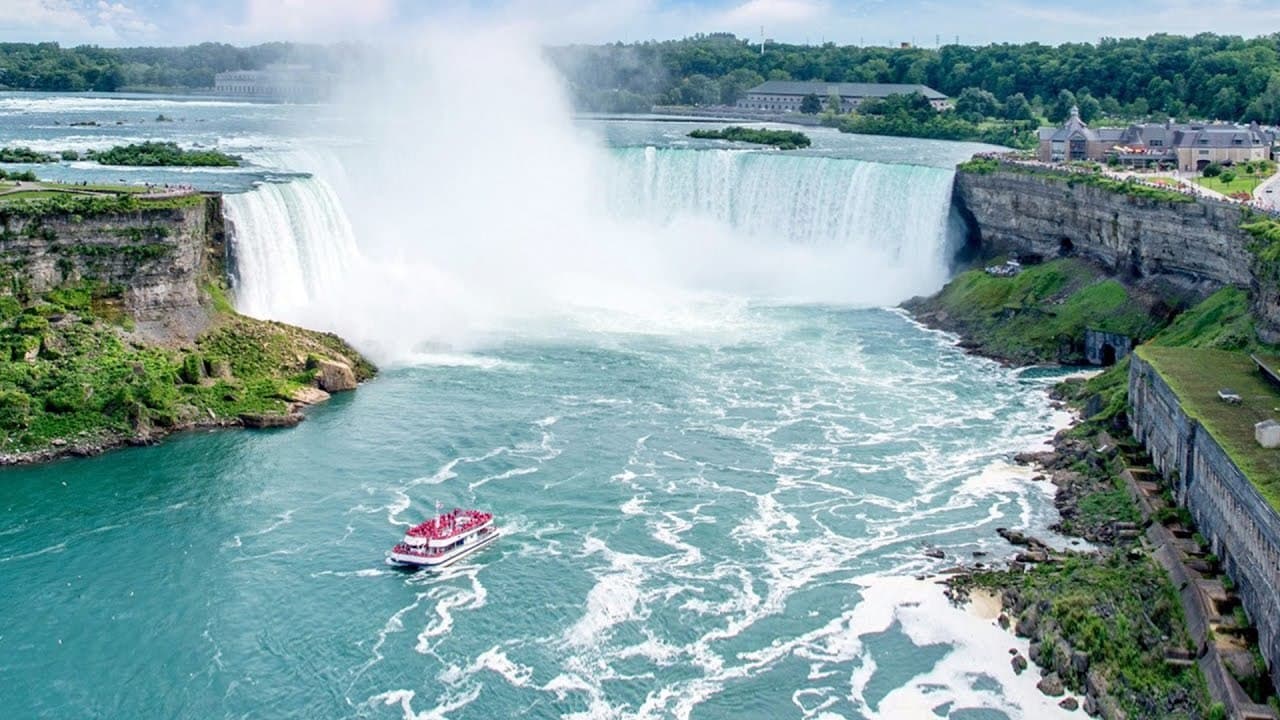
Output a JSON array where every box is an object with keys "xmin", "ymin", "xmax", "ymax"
[
  {"xmin": 547, "ymin": 32, "xmax": 1280, "ymax": 124},
  {"xmin": 0, "ymin": 42, "xmax": 341, "ymax": 92},
  {"xmin": 1, "ymin": 34, "xmax": 1278, "ymax": 125}
]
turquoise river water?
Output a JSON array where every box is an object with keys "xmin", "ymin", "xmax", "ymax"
[{"xmin": 0, "ymin": 92, "xmax": 1081, "ymax": 719}]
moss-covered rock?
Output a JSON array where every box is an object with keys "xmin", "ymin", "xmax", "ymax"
[
  {"xmin": 904, "ymin": 258, "xmax": 1165, "ymax": 365},
  {"xmin": 0, "ymin": 193, "xmax": 376, "ymax": 463}
]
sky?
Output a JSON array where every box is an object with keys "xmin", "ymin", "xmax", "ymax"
[{"xmin": 1, "ymin": 0, "xmax": 1279, "ymax": 48}]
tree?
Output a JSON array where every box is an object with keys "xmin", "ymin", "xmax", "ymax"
[
  {"xmin": 676, "ymin": 74, "xmax": 720, "ymax": 106},
  {"xmin": 1211, "ymin": 86, "xmax": 1242, "ymax": 121},
  {"xmin": 799, "ymin": 93, "xmax": 822, "ymax": 114},
  {"xmin": 826, "ymin": 92, "xmax": 843, "ymax": 114},
  {"xmin": 718, "ymin": 68, "xmax": 764, "ymax": 105},
  {"xmin": 1002, "ymin": 92, "xmax": 1035, "ymax": 121},
  {"xmin": 1076, "ymin": 91, "xmax": 1102, "ymax": 123},
  {"xmin": 1243, "ymin": 72, "xmax": 1280, "ymax": 124},
  {"xmin": 954, "ymin": 87, "xmax": 1000, "ymax": 121},
  {"xmin": 1125, "ymin": 97, "xmax": 1151, "ymax": 120},
  {"xmin": 1049, "ymin": 89, "xmax": 1078, "ymax": 123}
]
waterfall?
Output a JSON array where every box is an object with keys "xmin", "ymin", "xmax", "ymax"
[
  {"xmin": 224, "ymin": 177, "xmax": 360, "ymax": 320},
  {"xmin": 606, "ymin": 146, "xmax": 957, "ymax": 273},
  {"xmin": 223, "ymin": 146, "xmax": 960, "ymax": 358}
]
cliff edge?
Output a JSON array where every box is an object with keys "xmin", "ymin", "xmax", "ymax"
[
  {"xmin": 949, "ymin": 160, "xmax": 1280, "ymax": 345},
  {"xmin": 0, "ymin": 189, "xmax": 375, "ymax": 462}
]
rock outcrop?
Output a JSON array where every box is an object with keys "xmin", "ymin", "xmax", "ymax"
[
  {"xmin": 953, "ymin": 169, "xmax": 1253, "ymax": 289},
  {"xmin": 0, "ymin": 192, "xmax": 375, "ymax": 462},
  {"xmin": 0, "ymin": 195, "xmax": 225, "ymax": 343},
  {"xmin": 315, "ymin": 359, "xmax": 357, "ymax": 393},
  {"xmin": 951, "ymin": 167, "xmax": 1280, "ymax": 341}
]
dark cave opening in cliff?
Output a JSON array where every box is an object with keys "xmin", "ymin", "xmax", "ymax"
[{"xmin": 1101, "ymin": 343, "xmax": 1117, "ymax": 366}]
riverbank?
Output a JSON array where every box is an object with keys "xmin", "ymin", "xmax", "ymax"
[{"xmin": 906, "ymin": 244, "xmax": 1280, "ymax": 716}]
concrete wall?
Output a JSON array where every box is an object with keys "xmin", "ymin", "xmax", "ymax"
[
  {"xmin": 1084, "ymin": 329, "xmax": 1132, "ymax": 366},
  {"xmin": 1130, "ymin": 354, "xmax": 1280, "ymax": 692}
]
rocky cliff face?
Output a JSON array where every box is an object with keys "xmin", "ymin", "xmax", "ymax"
[
  {"xmin": 0, "ymin": 195, "xmax": 223, "ymax": 342},
  {"xmin": 953, "ymin": 169, "xmax": 1255, "ymax": 289},
  {"xmin": 953, "ymin": 168, "xmax": 1280, "ymax": 342},
  {"xmin": 0, "ymin": 193, "xmax": 375, "ymax": 462}
]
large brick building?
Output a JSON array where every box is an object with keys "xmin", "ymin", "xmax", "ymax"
[
  {"xmin": 1038, "ymin": 106, "xmax": 1276, "ymax": 170},
  {"xmin": 736, "ymin": 81, "xmax": 948, "ymax": 114}
]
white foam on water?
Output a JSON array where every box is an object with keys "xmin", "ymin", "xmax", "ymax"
[
  {"xmin": 564, "ymin": 537, "xmax": 655, "ymax": 649},
  {"xmin": 440, "ymin": 646, "xmax": 534, "ymax": 689},
  {"xmin": 414, "ymin": 567, "xmax": 488, "ymax": 654},
  {"xmin": 619, "ymin": 496, "xmax": 647, "ymax": 516},
  {"xmin": 368, "ymin": 684, "xmax": 483, "ymax": 720},
  {"xmin": 847, "ymin": 575, "xmax": 1081, "ymax": 719},
  {"xmin": 467, "ymin": 465, "xmax": 538, "ymax": 491}
]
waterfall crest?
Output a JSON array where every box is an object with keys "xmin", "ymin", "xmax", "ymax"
[
  {"xmin": 223, "ymin": 146, "xmax": 959, "ymax": 359},
  {"xmin": 224, "ymin": 177, "xmax": 359, "ymax": 320}
]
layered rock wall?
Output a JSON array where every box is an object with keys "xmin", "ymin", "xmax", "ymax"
[
  {"xmin": 953, "ymin": 169, "xmax": 1255, "ymax": 288},
  {"xmin": 1129, "ymin": 354, "xmax": 1280, "ymax": 691},
  {"xmin": 0, "ymin": 195, "xmax": 224, "ymax": 340}
]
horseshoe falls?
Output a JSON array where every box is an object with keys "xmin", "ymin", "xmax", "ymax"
[
  {"xmin": 1, "ymin": 101, "xmax": 1079, "ymax": 720},
  {"xmin": 225, "ymin": 146, "xmax": 963, "ymax": 359}
]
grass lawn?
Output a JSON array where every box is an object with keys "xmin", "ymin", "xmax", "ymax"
[
  {"xmin": 1139, "ymin": 346, "xmax": 1280, "ymax": 508},
  {"xmin": 1194, "ymin": 174, "xmax": 1266, "ymax": 195},
  {"xmin": 0, "ymin": 189, "xmax": 82, "ymax": 202}
]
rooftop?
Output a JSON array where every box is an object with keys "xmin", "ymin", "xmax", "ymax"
[
  {"xmin": 1139, "ymin": 346, "xmax": 1280, "ymax": 509},
  {"xmin": 1041, "ymin": 108, "xmax": 1272, "ymax": 149},
  {"xmin": 746, "ymin": 80, "xmax": 946, "ymax": 100}
]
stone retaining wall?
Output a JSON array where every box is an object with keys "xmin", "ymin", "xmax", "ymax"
[{"xmin": 1130, "ymin": 354, "xmax": 1280, "ymax": 692}]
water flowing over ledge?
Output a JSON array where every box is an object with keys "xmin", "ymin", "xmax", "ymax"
[{"xmin": 224, "ymin": 147, "xmax": 962, "ymax": 361}]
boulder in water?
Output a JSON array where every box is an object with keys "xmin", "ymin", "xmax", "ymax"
[
  {"xmin": 316, "ymin": 359, "xmax": 357, "ymax": 392},
  {"xmin": 240, "ymin": 412, "xmax": 304, "ymax": 428}
]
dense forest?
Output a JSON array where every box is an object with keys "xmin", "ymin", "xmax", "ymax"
[
  {"xmin": 547, "ymin": 32, "xmax": 1280, "ymax": 124},
  {"xmin": 0, "ymin": 42, "xmax": 344, "ymax": 92},
  {"xmin": 1, "ymin": 34, "xmax": 1278, "ymax": 125}
]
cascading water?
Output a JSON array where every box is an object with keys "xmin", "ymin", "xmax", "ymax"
[
  {"xmin": 224, "ymin": 177, "xmax": 360, "ymax": 320},
  {"xmin": 1, "ymin": 48, "xmax": 1085, "ymax": 720},
  {"xmin": 225, "ymin": 144, "xmax": 960, "ymax": 359},
  {"xmin": 211, "ymin": 31, "xmax": 969, "ymax": 363}
]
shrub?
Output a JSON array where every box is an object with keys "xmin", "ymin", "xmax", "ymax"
[
  {"xmin": 0, "ymin": 389, "xmax": 31, "ymax": 429},
  {"xmin": 1203, "ymin": 163, "xmax": 1224, "ymax": 178},
  {"xmin": 1220, "ymin": 170, "xmax": 1237, "ymax": 183},
  {"xmin": 0, "ymin": 147, "xmax": 55, "ymax": 163},
  {"xmin": 179, "ymin": 353, "xmax": 204, "ymax": 384}
]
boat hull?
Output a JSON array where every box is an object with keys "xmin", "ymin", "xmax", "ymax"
[{"xmin": 386, "ymin": 529, "xmax": 501, "ymax": 569}]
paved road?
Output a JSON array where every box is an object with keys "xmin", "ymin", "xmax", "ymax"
[{"xmin": 1254, "ymin": 169, "xmax": 1280, "ymax": 212}]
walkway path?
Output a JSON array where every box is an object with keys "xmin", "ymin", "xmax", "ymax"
[{"xmin": 1255, "ymin": 169, "xmax": 1280, "ymax": 212}]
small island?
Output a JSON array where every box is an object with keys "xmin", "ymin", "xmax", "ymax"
[
  {"xmin": 87, "ymin": 142, "xmax": 241, "ymax": 167},
  {"xmin": 0, "ymin": 142, "xmax": 241, "ymax": 168},
  {"xmin": 688, "ymin": 126, "xmax": 811, "ymax": 150}
]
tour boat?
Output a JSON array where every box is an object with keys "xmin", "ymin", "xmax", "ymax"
[{"xmin": 386, "ymin": 508, "xmax": 500, "ymax": 569}]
